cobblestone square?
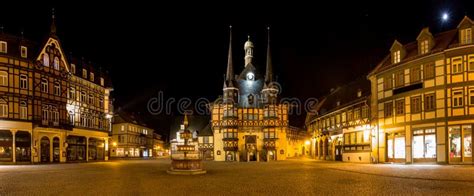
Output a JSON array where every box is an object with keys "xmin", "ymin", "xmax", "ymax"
[{"xmin": 1, "ymin": 159, "xmax": 474, "ymax": 195}]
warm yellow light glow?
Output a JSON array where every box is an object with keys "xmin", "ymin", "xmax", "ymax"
[
  {"xmin": 112, "ymin": 142, "xmax": 117, "ymax": 147},
  {"xmin": 305, "ymin": 140, "xmax": 311, "ymax": 145}
]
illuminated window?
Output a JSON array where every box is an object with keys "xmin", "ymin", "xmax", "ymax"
[
  {"xmin": 424, "ymin": 63, "xmax": 435, "ymax": 79},
  {"xmin": 393, "ymin": 50, "xmax": 400, "ymax": 63},
  {"xmin": 361, "ymin": 106, "xmax": 368, "ymax": 118},
  {"xmin": 121, "ymin": 125, "xmax": 124, "ymax": 131},
  {"xmin": 453, "ymin": 91, "xmax": 464, "ymax": 107},
  {"xmin": 83, "ymin": 69, "xmax": 87, "ymax": 79},
  {"xmin": 20, "ymin": 74, "xmax": 27, "ymax": 89},
  {"xmin": 53, "ymin": 57, "xmax": 59, "ymax": 70},
  {"xmin": 41, "ymin": 78, "xmax": 48, "ymax": 93},
  {"xmin": 411, "ymin": 96, "xmax": 422, "ymax": 113},
  {"xmin": 452, "ymin": 58, "xmax": 463, "ymax": 74},
  {"xmin": 20, "ymin": 46, "xmax": 27, "ymax": 58},
  {"xmin": 384, "ymin": 102, "xmax": 393, "ymax": 117},
  {"xmin": 395, "ymin": 99, "xmax": 405, "ymax": 115},
  {"xmin": 461, "ymin": 28, "xmax": 472, "ymax": 45},
  {"xmin": 20, "ymin": 101, "xmax": 27, "ymax": 120},
  {"xmin": 43, "ymin": 53, "xmax": 49, "ymax": 67},
  {"xmin": 0, "ymin": 41, "xmax": 6, "ymax": 53},
  {"xmin": 100, "ymin": 77, "xmax": 104, "ymax": 86},
  {"xmin": 90, "ymin": 72, "xmax": 94, "ymax": 82},
  {"xmin": 0, "ymin": 71, "xmax": 7, "ymax": 86},
  {"xmin": 354, "ymin": 108, "xmax": 361, "ymax": 119},
  {"xmin": 0, "ymin": 99, "xmax": 7, "ymax": 117},
  {"xmin": 80, "ymin": 91, "xmax": 86, "ymax": 102},
  {"xmin": 420, "ymin": 40, "xmax": 429, "ymax": 54},
  {"xmin": 71, "ymin": 64, "xmax": 76, "ymax": 74},
  {"xmin": 69, "ymin": 87, "xmax": 76, "ymax": 100}
]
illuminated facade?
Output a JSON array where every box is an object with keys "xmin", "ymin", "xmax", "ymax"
[
  {"xmin": 210, "ymin": 27, "xmax": 303, "ymax": 162},
  {"xmin": 306, "ymin": 78, "xmax": 374, "ymax": 163},
  {"xmin": 368, "ymin": 16, "xmax": 474, "ymax": 164},
  {"xmin": 110, "ymin": 112, "xmax": 154, "ymax": 158},
  {"xmin": 0, "ymin": 15, "xmax": 113, "ymax": 163}
]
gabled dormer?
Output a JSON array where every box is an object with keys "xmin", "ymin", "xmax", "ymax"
[
  {"xmin": 416, "ymin": 27, "xmax": 434, "ymax": 55},
  {"xmin": 390, "ymin": 40, "xmax": 405, "ymax": 64},
  {"xmin": 457, "ymin": 16, "xmax": 473, "ymax": 45}
]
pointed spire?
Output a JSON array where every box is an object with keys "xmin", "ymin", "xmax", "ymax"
[
  {"xmin": 225, "ymin": 25, "xmax": 234, "ymax": 83},
  {"xmin": 265, "ymin": 26, "xmax": 273, "ymax": 83},
  {"xmin": 183, "ymin": 113, "xmax": 189, "ymax": 129},
  {"xmin": 50, "ymin": 8, "xmax": 57, "ymax": 36}
]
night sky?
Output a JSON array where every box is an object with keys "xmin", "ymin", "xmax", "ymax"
[{"xmin": 1, "ymin": 1, "xmax": 473, "ymax": 139}]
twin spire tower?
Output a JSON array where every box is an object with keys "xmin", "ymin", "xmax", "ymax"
[{"xmin": 223, "ymin": 26, "xmax": 278, "ymax": 106}]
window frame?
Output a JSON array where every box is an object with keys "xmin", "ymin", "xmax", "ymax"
[
  {"xmin": 20, "ymin": 46, "xmax": 27, "ymax": 58},
  {"xmin": 384, "ymin": 102, "xmax": 393, "ymax": 118},
  {"xmin": 19, "ymin": 74, "xmax": 28, "ymax": 89},
  {"xmin": 41, "ymin": 78, "xmax": 49, "ymax": 93},
  {"xmin": 424, "ymin": 63, "xmax": 435, "ymax": 79},
  {"xmin": 0, "ymin": 41, "xmax": 7, "ymax": 53},
  {"xmin": 0, "ymin": 71, "xmax": 7, "ymax": 86},
  {"xmin": 411, "ymin": 96, "xmax": 422, "ymax": 113},
  {"xmin": 424, "ymin": 93, "xmax": 436, "ymax": 111},
  {"xmin": 453, "ymin": 90, "xmax": 464, "ymax": 108},
  {"xmin": 395, "ymin": 99, "xmax": 405, "ymax": 116}
]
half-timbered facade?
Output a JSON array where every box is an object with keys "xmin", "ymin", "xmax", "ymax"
[
  {"xmin": 306, "ymin": 78, "xmax": 374, "ymax": 162},
  {"xmin": 0, "ymin": 15, "xmax": 113, "ymax": 163},
  {"xmin": 209, "ymin": 27, "xmax": 303, "ymax": 162},
  {"xmin": 368, "ymin": 16, "xmax": 474, "ymax": 164}
]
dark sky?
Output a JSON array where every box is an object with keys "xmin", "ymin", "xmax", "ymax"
[{"xmin": 1, "ymin": 1, "xmax": 473, "ymax": 139}]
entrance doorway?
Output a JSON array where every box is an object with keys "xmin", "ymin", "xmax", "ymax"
[
  {"xmin": 386, "ymin": 132, "xmax": 405, "ymax": 162},
  {"xmin": 335, "ymin": 141, "xmax": 343, "ymax": 161},
  {"xmin": 245, "ymin": 135, "xmax": 257, "ymax": 161},
  {"xmin": 15, "ymin": 131, "xmax": 31, "ymax": 162},
  {"xmin": 449, "ymin": 125, "xmax": 472, "ymax": 163},
  {"xmin": 413, "ymin": 129, "xmax": 436, "ymax": 163},
  {"xmin": 53, "ymin": 137, "xmax": 60, "ymax": 162},
  {"xmin": 40, "ymin": 136, "xmax": 50, "ymax": 163}
]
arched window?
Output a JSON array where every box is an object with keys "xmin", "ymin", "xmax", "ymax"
[
  {"xmin": 43, "ymin": 53, "xmax": 49, "ymax": 67},
  {"xmin": 41, "ymin": 78, "xmax": 48, "ymax": 93},
  {"xmin": 20, "ymin": 101, "xmax": 27, "ymax": 120},
  {"xmin": 248, "ymin": 94, "xmax": 254, "ymax": 105},
  {"xmin": 53, "ymin": 57, "xmax": 59, "ymax": 70},
  {"xmin": 0, "ymin": 71, "xmax": 7, "ymax": 86}
]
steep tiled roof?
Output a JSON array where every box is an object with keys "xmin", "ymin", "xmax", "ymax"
[
  {"xmin": 369, "ymin": 29, "xmax": 458, "ymax": 76},
  {"xmin": 307, "ymin": 77, "xmax": 370, "ymax": 122}
]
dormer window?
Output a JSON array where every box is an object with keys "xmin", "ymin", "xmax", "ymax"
[
  {"xmin": 0, "ymin": 41, "xmax": 6, "ymax": 53},
  {"xmin": 420, "ymin": 40, "xmax": 429, "ymax": 54},
  {"xmin": 43, "ymin": 53, "xmax": 49, "ymax": 67},
  {"xmin": 20, "ymin": 46, "xmax": 27, "ymax": 58},
  {"xmin": 461, "ymin": 28, "xmax": 472, "ymax": 45},
  {"xmin": 71, "ymin": 64, "xmax": 76, "ymax": 74},
  {"xmin": 393, "ymin": 50, "xmax": 401, "ymax": 63},
  {"xmin": 90, "ymin": 72, "xmax": 94, "ymax": 82},
  {"xmin": 82, "ymin": 69, "xmax": 87, "ymax": 78},
  {"xmin": 100, "ymin": 77, "xmax": 104, "ymax": 86}
]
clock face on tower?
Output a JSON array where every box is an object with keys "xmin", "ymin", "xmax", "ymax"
[{"xmin": 246, "ymin": 72, "xmax": 255, "ymax": 81}]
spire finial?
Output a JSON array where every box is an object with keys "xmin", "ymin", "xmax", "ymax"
[
  {"xmin": 50, "ymin": 8, "xmax": 57, "ymax": 35},
  {"xmin": 183, "ymin": 113, "xmax": 189, "ymax": 128},
  {"xmin": 225, "ymin": 25, "xmax": 234, "ymax": 83},
  {"xmin": 265, "ymin": 26, "xmax": 273, "ymax": 83}
]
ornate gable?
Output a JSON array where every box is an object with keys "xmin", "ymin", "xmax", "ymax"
[{"xmin": 36, "ymin": 37, "xmax": 70, "ymax": 73}]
